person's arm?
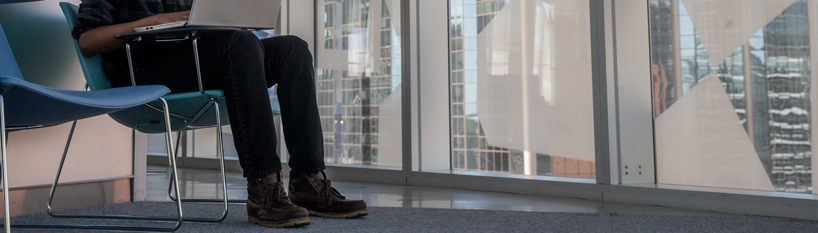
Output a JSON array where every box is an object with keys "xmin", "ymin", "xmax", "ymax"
[{"xmin": 77, "ymin": 11, "xmax": 190, "ymax": 57}]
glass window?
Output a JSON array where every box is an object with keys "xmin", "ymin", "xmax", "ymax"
[
  {"xmin": 315, "ymin": 0, "xmax": 402, "ymax": 168},
  {"xmin": 649, "ymin": 0, "xmax": 812, "ymax": 193},
  {"xmin": 449, "ymin": 0, "xmax": 595, "ymax": 178}
]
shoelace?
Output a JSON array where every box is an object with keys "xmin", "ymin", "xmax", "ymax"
[
  {"xmin": 317, "ymin": 171, "xmax": 346, "ymax": 206},
  {"xmin": 262, "ymin": 180, "xmax": 289, "ymax": 209}
]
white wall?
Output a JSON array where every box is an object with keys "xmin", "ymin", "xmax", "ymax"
[{"xmin": 0, "ymin": 0, "xmax": 133, "ymax": 188}]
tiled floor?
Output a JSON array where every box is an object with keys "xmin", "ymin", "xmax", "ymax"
[{"xmin": 146, "ymin": 166, "xmax": 738, "ymax": 217}]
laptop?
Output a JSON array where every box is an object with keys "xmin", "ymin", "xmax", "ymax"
[{"xmin": 135, "ymin": 0, "xmax": 282, "ymax": 32}]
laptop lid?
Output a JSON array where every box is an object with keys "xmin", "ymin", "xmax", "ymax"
[{"xmin": 188, "ymin": 0, "xmax": 281, "ymax": 30}]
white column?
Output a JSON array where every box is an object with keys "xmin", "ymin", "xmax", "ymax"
[{"xmin": 611, "ymin": 0, "xmax": 656, "ymax": 184}]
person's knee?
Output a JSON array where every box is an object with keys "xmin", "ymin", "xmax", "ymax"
[
  {"xmin": 228, "ymin": 30, "xmax": 263, "ymax": 52},
  {"xmin": 276, "ymin": 36, "xmax": 312, "ymax": 60},
  {"xmin": 278, "ymin": 35, "xmax": 309, "ymax": 51}
]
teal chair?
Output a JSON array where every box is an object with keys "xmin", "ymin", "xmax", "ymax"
[{"xmin": 50, "ymin": 2, "xmax": 282, "ymax": 229}]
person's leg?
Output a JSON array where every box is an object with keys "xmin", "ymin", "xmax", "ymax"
[
  {"xmin": 197, "ymin": 31, "xmax": 283, "ymax": 178},
  {"xmin": 196, "ymin": 31, "xmax": 309, "ymax": 228},
  {"xmin": 260, "ymin": 36, "xmax": 367, "ymax": 219},
  {"xmin": 116, "ymin": 32, "xmax": 284, "ymax": 179},
  {"xmin": 111, "ymin": 31, "xmax": 310, "ymax": 228},
  {"xmin": 260, "ymin": 36, "xmax": 325, "ymax": 174}
]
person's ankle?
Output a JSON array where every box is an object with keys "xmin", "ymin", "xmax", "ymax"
[
  {"xmin": 249, "ymin": 171, "xmax": 282, "ymax": 184},
  {"xmin": 290, "ymin": 170, "xmax": 326, "ymax": 180}
]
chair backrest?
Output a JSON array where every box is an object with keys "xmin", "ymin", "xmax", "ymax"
[
  {"xmin": 0, "ymin": 22, "xmax": 24, "ymax": 80},
  {"xmin": 59, "ymin": 2, "xmax": 113, "ymax": 91}
]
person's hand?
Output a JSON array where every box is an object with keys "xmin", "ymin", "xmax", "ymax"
[
  {"xmin": 78, "ymin": 11, "xmax": 191, "ymax": 57},
  {"xmin": 147, "ymin": 11, "xmax": 191, "ymax": 25}
]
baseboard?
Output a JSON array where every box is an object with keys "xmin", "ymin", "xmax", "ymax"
[
  {"xmin": 603, "ymin": 184, "xmax": 817, "ymax": 220},
  {"xmin": 151, "ymin": 154, "xmax": 818, "ymax": 220},
  {"xmin": 406, "ymin": 173, "xmax": 817, "ymax": 220},
  {"xmin": 0, "ymin": 178, "xmax": 131, "ymax": 218}
]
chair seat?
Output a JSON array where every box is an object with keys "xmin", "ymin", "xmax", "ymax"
[
  {"xmin": 109, "ymin": 90, "xmax": 226, "ymax": 133},
  {"xmin": 112, "ymin": 90, "xmax": 283, "ymax": 134},
  {"xmin": 0, "ymin": 76, "xmax": 170, "ymax": 128}
]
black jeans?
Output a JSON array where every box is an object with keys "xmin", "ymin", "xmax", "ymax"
[{"xmin": 109, "ymin": 31, "xmax": 325, "ymax": 178}]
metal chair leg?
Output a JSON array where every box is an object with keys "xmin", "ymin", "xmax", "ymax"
[
  {"xmin": 166, "ymin": 132, "xmax": 180, "ymax": 199},
  {"xmin": 166, "ymin": 101, "xmax": 231, "ymax": 220},
  {"xmin": 46, "ymin": 120, "xmax": 78, "ymax": 215},
  {"xmin": 148, "ymin": 132, "xmax": 181, "ymax": 174},
  {"xmin": 160, "ymin": 98, "xmax": 185, "ymax": 231},
  {"xmin": 213, "ymin": 102, "xmax": 229, "ymax": 218},
  {"xmin": 1, "ymin": 95, "xmax": 11, "ymax": 233}
]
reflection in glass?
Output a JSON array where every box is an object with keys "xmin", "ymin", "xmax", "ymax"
[
  {"xmin": 650, "ymin": 0, "xmax": 812, "ymax": 193},
  {"xmin": 449, "ymin": 0, "xmax": 595, "ymax": 179},
  {"xmin": 316, "ymin": 0, "xmax": 402, "ymax": 167}
]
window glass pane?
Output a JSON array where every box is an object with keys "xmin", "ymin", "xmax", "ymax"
[
  {"xmin": 649, "ymin": 0, "xmax": 813, "ymax": 193},
  {"xmin": 316, "ymin": 0, "xmax": 402, "ymax": 168},
  {"xmin": 449, "ymin": 0, "xmax": 595, "ymax": 178}
]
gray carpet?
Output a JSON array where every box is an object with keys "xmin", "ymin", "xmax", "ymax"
[{"xmin": 8, "ymin": 202, "xmax": 817, "ymax": 232}]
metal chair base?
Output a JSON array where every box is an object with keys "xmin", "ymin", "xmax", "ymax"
[
  {"xmin": 0, "ymin": 97, "xmax": 186, "ymax": 232},
  {"xmin": 0, "ymin": 36, "xmax": 234, "ymax": 231},
  {"xmin": 48, "ymin": 100, "xmax": 230, "ymax": 226}
]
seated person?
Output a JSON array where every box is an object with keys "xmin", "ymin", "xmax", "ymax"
[{"xmin": 73, "ymin": 0, "xmax": 367, "ymax": 228}]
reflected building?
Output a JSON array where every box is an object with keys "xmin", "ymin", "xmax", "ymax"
[
  {"xmin": 317, "ymin": 0, "xmax": 399, "ymax": 165},
  {"xmin": 649, "ymin": 0, "xmax": 812, "ymax": 193},
  {"xmin": 449, "ymin": 0, "xmax": 595, "ymax": 179},
  {"xmin": 450, "ymin": 0, "xmax": 514, "ymax": 174}
]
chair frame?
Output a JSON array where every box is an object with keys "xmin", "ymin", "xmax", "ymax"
[
  {"xmin": 1, "ymin": 36, "xmax": 236, "ymax": 232},
  {"xmin": 0, "ymin": 96, "xmax": 186, "ymax": 232},
  {"xmin": 44, "ymin": 36, "xmax": 235, "ymax": 229}
]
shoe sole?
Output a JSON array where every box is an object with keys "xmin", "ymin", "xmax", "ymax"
[
  {"xmin": 308, "ymin": 209, "xmax": 369, "ymax": 219},
  {"xmin": 248, "ymin": 215, "xmax": 311, "ymax": 228}
]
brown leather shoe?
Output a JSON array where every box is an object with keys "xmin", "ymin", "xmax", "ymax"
[
  {"xmin": 247, "ymin": 172, "xmax": 310, "ymax": 228},
  {"xmin": 288, "ymin": 171, "xmax": 368, "ymax": 219}
]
